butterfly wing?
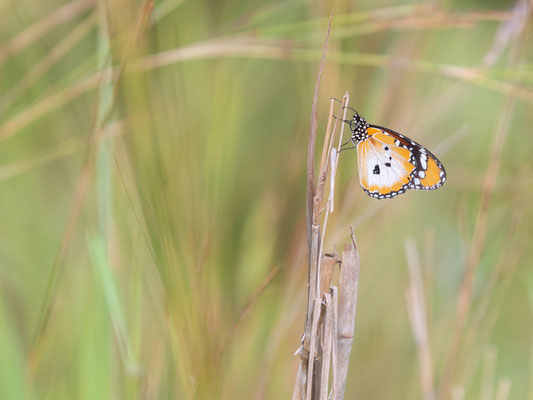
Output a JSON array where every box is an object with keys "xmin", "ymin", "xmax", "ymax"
[{"xmin": 356, "ymin": 125, "xmax": 446, "ymax": 199}]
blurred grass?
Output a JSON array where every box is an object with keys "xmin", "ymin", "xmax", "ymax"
[{"xmin": 0, "ymin": 0, "xmax": 532, "ymax": 399}]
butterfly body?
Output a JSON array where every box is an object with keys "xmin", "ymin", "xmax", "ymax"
[{"xmin": 345, "ymin": 113, "xmax": 446, "ymax": 200}]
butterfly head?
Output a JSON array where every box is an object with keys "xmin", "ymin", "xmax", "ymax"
[{"xmin": 348, "ymin": 113, "xmax": 369, "ymax": 142}]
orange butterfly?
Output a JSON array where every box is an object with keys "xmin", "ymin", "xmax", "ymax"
[{"xmin": 341, "ymin": 110, "xmax": 446, "ymax": 199}]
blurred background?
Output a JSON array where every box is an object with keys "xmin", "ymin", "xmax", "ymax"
[{"xmin": 0, "ymin": 0, "xmax": 532, "ymax": 398}]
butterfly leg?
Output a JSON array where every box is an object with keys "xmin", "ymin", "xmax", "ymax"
[
  {"xmin": 339, "ymin": 138, "xmax": 357, "ymax": 153},
  {"xmin": 338, "ymin": 145, "xmax": 356, "ymax": 153}
]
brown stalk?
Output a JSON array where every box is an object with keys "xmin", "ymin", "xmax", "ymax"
[
  {"xmin": 330, "ymin": 287, "xmax": 339, "ymax": 400},
  {"xmin": 295, "ymin": 3, "xmax": 363, "ymax": 398},
  {"xmin": 320, "ymin": 254, "xmax": 340, "ymax": 298},
  {"xmin": 335, "ymin": 238, "xmax": 360, "ymax": 400},
  {"xmin": 305, "ymin": 299, "xmax": 323, "ymax": 400},
  {"xmin": 296, "ymin": 6, "xmax": 335, "ymax": 398},
  {"xmin": 319, "ymin": 293, "xmax": 334, "ymax": 400},
  {"xmin": 295, "ymin": 88, "xmax": 356, "ymax": 398},
  {"xmin": 306, "ymin": 3, "xmax": 334, "ymax": 250}
]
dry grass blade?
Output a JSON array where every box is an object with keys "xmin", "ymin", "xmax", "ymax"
[
  {"xmin": 297, "ymin": 6, "xmax": 335, "ymax": 399},
  {"xmin": 305, "ymin": 299, "xmax": 322, "ymax": 400},
  {"xmin": 319, "ymin": 293, "xmax": 334, "ymax": 400},
  {"xmin": 306, "ymin": 2, "xmax": 335, "ymax": 250},
  {"xmin": 405, "ymin": 238, "xmax": 435, "ymax": 400},
  {"xmin": 330, "ymin": 287, "xmax": 339, "ymax": 400},
  {"xmin": 305, "ymin": 224, "xmax": 321, "ymax": 340},
  {"xmin": 316, "ymin": 94, "xmax": 349, "ymax": 298},
  {"xmin": 320, "ymin": 254, "xmax": 340, "ymax": 298},
  {"xmin": 335, "ymin": 238, "xmax": 360, "ymax": 399},
  {"xmin": 292, "ymin": 364, "xmax": 304, "ymax": 400}
]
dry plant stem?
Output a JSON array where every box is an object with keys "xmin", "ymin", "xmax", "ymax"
[
  {"xmin": 405, "ymin": 238, "xmax": 435, "ymax": 400},
  {"xmin": 305, "ymin": 2, "xmax": 334, "ymax": 329},
  {"xmin": 314, "ymin": 254, "xmax": 337, "ymax": 400},
  {"xmin": 336, "ymin": 239, "xmax": 360, "ymax": 400},
  {"xmin": 298, "ymin": 7, "xmax": 334, "ymax": 399},
  {"xmin": 305, "ymin": 94, "xmax": 348, "ymax": 399},
  {"xmin": 316, "ymin": 94, "xmax": 349, "ymax": 297},
  {"xmin": 320, "ymin": 254, "xmax": 340, "ymax": 298},
  {"xmin": 318, "ymin": 100, "xmax": 337, "ymax": 179},
  {"xmin": 319, "ymin": 293, "xmax": 334, "ymax": 400},
  {"xmin": 305, "ymin": 299, "xmax": 323, "ymax": 400},
  {"xmin": 305, "ymin": 223, "xmax": 321, "ymax": 341},
  {"xmin": 292, "ymin": 364, "xmax": 303, "ymax": 400},
  {"xmin": 317, "ymin": 95, "xmax": 349, "ymax": 202},
  {"xmin": 330, "ymin": 287, "xmax": 339, "ymax": 400}
]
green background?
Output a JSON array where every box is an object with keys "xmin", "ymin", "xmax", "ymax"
[{"xmin": 0, "ymin": 0, "xmax": 532, "ymax": 398}]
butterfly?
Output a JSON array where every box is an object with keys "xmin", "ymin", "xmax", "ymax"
[{"xmin": 340, "ymin": 109, "xmax": 446, "ymax": 199}]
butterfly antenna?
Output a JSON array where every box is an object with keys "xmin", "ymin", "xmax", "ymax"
[
  {"xmin": 342, "ymin": 105, "xmax": 358, "ymax": 114},
  {"xmin": 330, "ymin": 97, "xmax": 359, "ymax": 114}
]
